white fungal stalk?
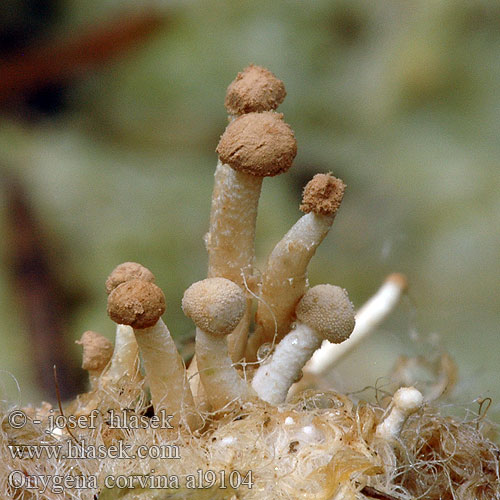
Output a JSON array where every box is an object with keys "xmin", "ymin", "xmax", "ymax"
[
  {"xmin": 195, "ymin": 329, "xmax": 252, "ymax": 409},
  {"xmin": 182, "ymin": 278, "xmax": 255, "ymax": 410},
  {"xmin": 212, "ymin": 112, "xmax": 296, "ymax": 363},
  {"xmin": 101, "ymin": 324, "xmax": 140, "ymax": 384},
  {"xmin": 376, "ymin": 386, "xmax": 423, "ymax": 441},
  {"xmin": 107, "ymin": 278, "xmax": 200, "ymax": 430},
  {"xmin": 134, "ymin": 319, "xmax": 199, "ymax": 427},
  {"xmin": 306, "ymin": 273, "xmax": 408, "ymax": 376},
  {"xmin": 207, "ymin": 162, "xmax": 262, "ymax": 362},
  {"xmin": 206, "ymin": 66, "xmax": 293, "ymax": 363},
  {"xmin": 252, "ymin": 323, "xmax": 324, "ymax": 406},
  {"xmin": 252, "ymin": 284, "xmax": 355, "ymax": 405},
  {"xmin": 247, "ymin": 173, "xmax": 345, "ymax": 360}
]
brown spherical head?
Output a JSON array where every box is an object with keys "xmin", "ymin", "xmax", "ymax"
[
  {"xmin": 225, "ymin": 65, "xmax": 286, "ymax": 115},
  {"xmin": 296, "ymin": 285, "xmax": 355, "ymax": 343},
  {"xmin": 182, "ymin": 278, "xmax": 246, "ymax": 337},
  {"xmin": 216, "ymin": 111, "xmax": 297, "ymax": 177},
  {"xmin": 107, "ymin": 279, "xmax": 165, "ymax": 329},
  {"xmin": 76, "ymin": 330, "xmax": 113, "ymax": 372},
  {"xmin": 105, "ymin": 262, "xmax": 155, "ymax": 295},
  {"xmin": 300, "ymin": 173, "xmax": 346, "ymax": 216}
]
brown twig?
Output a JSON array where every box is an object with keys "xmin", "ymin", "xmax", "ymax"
[
  {"xmin": 361, "ymin": 486, "xmax": 399, "ymax": 500},
  {"xmin": 0, "ymin": 10, "xmax": 166, "ymax": 103},
  {"xmin": 2, "ymin": 171, "xmax": 83, "ymax": 399},
  {"xmin": 53, "ymin": 365, "xmax": 79, "ymax": 444}
]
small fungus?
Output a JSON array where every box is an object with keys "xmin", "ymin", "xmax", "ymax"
[
  {"xmin": 182, "ymin": 278, "xmax": 254, "ymax": 410},
  {"xmin": 376, "ymin": 386, "xmax": 424, "ymax": 441},
  {"xmin": 208, "ymin": 106, "xmax": 296, "ymax": 362},
  {"xmin": 108, "ymin": 279, "xmax": 199, "ymax": 429},
  {"xmin": 252, "ymin": 285, "xmax": 355, "ymax": 405},
  {"xmin": 247, "ymin": 173, "xmax": 346, "ymax": 360}
]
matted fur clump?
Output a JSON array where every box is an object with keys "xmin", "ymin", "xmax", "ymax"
[
  {"xmin": 1, "ymin": 386, "xmax": 499, "ymax": 499},
  {"xmin": 1, "ymin": 66, "xmax": 498, "ymax": 500}
]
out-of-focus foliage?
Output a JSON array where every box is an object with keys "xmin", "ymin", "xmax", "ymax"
[{"xmin": 0, "ymin": 0, "xmax": 499, "ymax": 419}]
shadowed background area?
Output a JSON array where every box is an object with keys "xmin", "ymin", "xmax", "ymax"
[{"xmin": 0, "ymin": 0, "xmax": 498, "ymax": 422}]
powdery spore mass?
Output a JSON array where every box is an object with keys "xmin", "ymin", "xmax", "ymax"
[
  {"xmin": 76, "ymin": 330, "xmax": 114, "ymax": 372},
  {"xmin": 107, "ymin": 279, "xmax": 165, "ymax": 329},
  {"xmin": 300, "ymin": 173, "xmax": 346, "ymax": 216},
  {"xmin": 105, "ymin": 262, "xmax": 155, "ymax": 295},
  {"xmin": 216, "ymin": 111, "xmax": 297, "ymax": 177},
  {"xmin": 225, "ymin": 64, "xmax": 286, "ymax": 115}
]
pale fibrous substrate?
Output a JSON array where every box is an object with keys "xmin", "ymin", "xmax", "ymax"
[{"xmin": 1, "ymin": 66, "xmax": 499, "ymax": 500}]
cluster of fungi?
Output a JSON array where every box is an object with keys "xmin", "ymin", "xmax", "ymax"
[{"xmin": 2, "ymin": 66, "xmax": 499, "ymax": 500}]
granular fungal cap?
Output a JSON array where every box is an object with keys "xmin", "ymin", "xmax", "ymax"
[
  {"xmin": 300, "ymin": 173, "xmax": 346, "ymax": 216},
  {"xmin": 105, "ymin": 262, "xmax": 155, "ymax": 295},
  {"xmin": 296, "ymin": 284, "xmax": 355, "ymax": 344},
  {"xmin": 216, "ymin": 111, "xmax": 297, "ymax": 177},
  {"xmin": 107, "ymin": 279, "xmax": 166, "ymax": 329},
  {"xmin": 225, "ymin": 64, "xmax": 286, "ymax": 115},
  {"xmin": 182, "ymin": 278, "xmax": 246, "ymax": 337},
  {"xmin": 76, "ymin": 330, "xmax": 113, "ymax": 372}
]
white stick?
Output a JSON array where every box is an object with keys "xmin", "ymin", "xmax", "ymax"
[{"xmin": 135, "ymin": 318, "xmax": 200, "ymax": 430}]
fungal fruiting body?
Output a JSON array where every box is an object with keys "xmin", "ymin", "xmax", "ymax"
[
  {"xmin": 107, "ymin": 278, "xmax": 200, "ymax": 429},
  {"xmin": 2, "ymin": 66, "xmax": 499, "ymax": 500},
  {"xmin": 100, "ymin": 262, "xmax": 153, "ymax": 385},
  {"xmin": 76, "ymin": 330, "xmax": 113, "ymax": 383},
  {"xmin": 182, "ymin": 278, "xmax": 254, "ymax": 410},
  {"xmin": 210, "ymin": 112, "xmax": 297, "ymax": 362},
  {"xmin": 207, "ymin": 65, "xmax": 296, "ymax": 363},
  {"xmin": 252, "ymin": 285, "xmax": 355, "ymax": 405},
  {"xmin": 376, "ymin": 386, "xmax": 424, "ymax": 441},
  {"xmin": 246, "ymin": 173, "xmax": 346, "ymax": 360}
]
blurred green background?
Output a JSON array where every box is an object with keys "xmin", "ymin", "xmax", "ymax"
[{"xmin": 0, "ymin": 0, "xmax": 498, "ymax": 421}]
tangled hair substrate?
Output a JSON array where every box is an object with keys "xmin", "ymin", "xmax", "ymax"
[{"xmin": 1, "ymin": 381, "xmax": 499, "ymax": 500}]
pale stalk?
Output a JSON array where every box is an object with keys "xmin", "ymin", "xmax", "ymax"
[
  {"xmin": 101, "ymin": 324, "xmax": 140, "ymax": 385},
  {"xmin": 247, "ymin": 212, "xmax": 335, "ymax": 360},
  {"xmin": 375, "ymin": 387, "xmax": 423, "ymax": 441},
  {"xmin": 196, "ymin": 328, "xmax": 254, "ymax": 410},
  {"xmin": 251, "ymin": 323, "xmax": 320, "ymax": 405},
  {"xmin": 186, "ymin": 356, "xmax": 211, "ymax": 413},
  {"xmin": 206, "ymin": 161, "xmax": 261, "ymax": 361},
  {"xmin": 134, "ymin": 319, "xmax": 200, "ymax": 430}
]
